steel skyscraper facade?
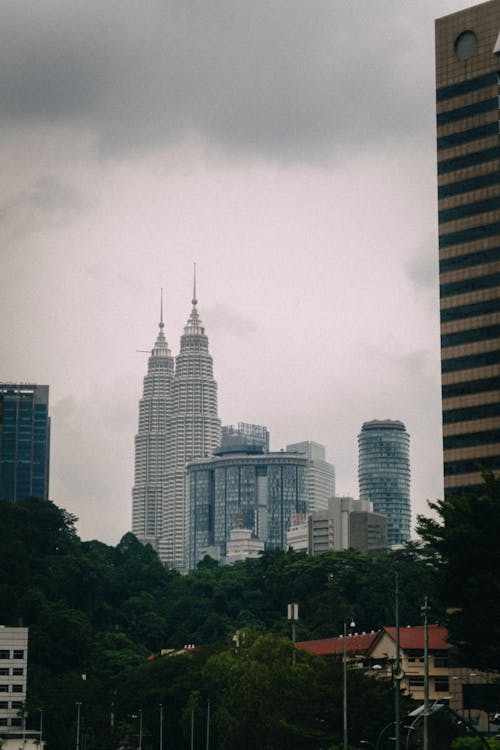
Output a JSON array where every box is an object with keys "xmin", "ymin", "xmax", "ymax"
[
  {"xmin": 0, "ymin": 384, "xmax": 50, "ymax": 502},
  {"xmin": 132, "ymin": 281, "xmax": 220, "ymax": 569},
  {"xmin": 436, "ymin": 0, "xmax": 500, "ymax": 497},
  {"xmin": 358, "ymin": 420, "xmax": 410, "ymax": 547}
]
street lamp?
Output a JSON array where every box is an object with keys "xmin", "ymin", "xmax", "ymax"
[{"xmin": 343, "ymin": 617, "xmax": 355, "ymax": 750}]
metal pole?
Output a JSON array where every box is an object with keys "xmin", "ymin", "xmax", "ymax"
[
  {"xmin": 191, "ymin": 708, "xmax": 194, "ymax": 750},
  {"xmin": 423, "ymin": 598, "xmax": 429, "ymax": 750},
  {"xmin": 343, "ymin": 620, "xmax": 348, "ymax": 750},
  {"xmin": 159, "ymin": 704, "xmax": 163, "ymax": 750},
  {"xmin": 139, "ymin": 709, "xmax": 143, "ymax": 750},
  {"xmin": 76, "ymin": 702, "xmax": 82, "ymax": 750},
  {"xmin": 395, "ymin": 573, "xmax": 401, "ymax": 750},
  {"xmin": 292, "ymin": 620, "xmax": 296, "ymax": 665},
  {"xmin": 206, "ymin": 698, "xmax": 210, "ymax": 750},
  {"xmin": 39, "ymin": 709, "xmax": 43, "ymax": 748}
]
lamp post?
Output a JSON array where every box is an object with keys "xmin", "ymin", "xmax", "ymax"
[
  {"xmin": 75, "ymin": 702, "xmax": 82, "ymax": 750},
  {"xmin": 288, "ymin": 603, "xmax": 299, "ymax": 665},
  {"xmin": 343, "ymin": 617, "xmax": 355, "ymax": 750}
]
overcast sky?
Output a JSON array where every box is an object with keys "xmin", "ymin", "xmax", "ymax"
[{"xmin": 0, "ymin": 0, "xmax": 474, "ymax": 545}]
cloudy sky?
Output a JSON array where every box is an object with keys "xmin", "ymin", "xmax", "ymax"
[{"xmin": 1, "ymin": 0, "xmax": 473, "ymax": 545}]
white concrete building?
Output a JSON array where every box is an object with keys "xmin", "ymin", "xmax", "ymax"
[{"xmin": 0, "ymin": 626, "xmax": 28, "ymax": 737}]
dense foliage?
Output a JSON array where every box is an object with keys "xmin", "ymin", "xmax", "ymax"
[
  {"xmin": 2, "ymin": 488, "xmax": 497, "ymax": 748},
  {"xmin": 417, "ymin": 472, "xmax": 500, "ymax": 671}
]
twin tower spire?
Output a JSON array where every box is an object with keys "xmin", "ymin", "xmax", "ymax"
[{"xmin": 132, "ymin": 267, "xmax": 221, "ymax": 570}]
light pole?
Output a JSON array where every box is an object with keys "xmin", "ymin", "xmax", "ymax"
[
  {"xmin": 138, "ymin": 709, "xmax": 143, "ymax": 750},
  {"xmin": 75, "ymin": 702, "xmax": 82, "ymax": 750},
  {"xmin": 343, "ymin": 617, "xmax": 355, "ymax": 750},
  {"xmin": 159, "ymin": 704, "xmax": 163, "ymax": 750},
  {"xmin": 288, "ymin": 603, "xmax": 299, "ymax": 665}
]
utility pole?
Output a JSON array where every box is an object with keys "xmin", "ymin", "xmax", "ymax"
[
  {"xmin": 75, "ymin": 702, "xmax": 82, "ymax": 750},
  {"xmin": 159, "ymin": 704, "xmax": 163, "ymax": 750},
  {"xmin": 206, "ymin": 698, "xmax": 210, "ymax": 750},
  {"xmin": 423, "ymin": 597, "xmax": 430, "ymax": 750},
  {"xmin": 394, "ymin": 573, "xmax": 401, "ymax": 750}
]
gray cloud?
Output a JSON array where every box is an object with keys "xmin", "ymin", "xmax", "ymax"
[
  {"xmin": 405, "ymin": 235, "xmax": 440, "ymax": 291},
  {"xmin": 0, "ymin": 175, "xmax": 87, "ymax": 239},
  {"xmin": 0, "ymin": 1, "xmax": 445, "ymax": 161}
]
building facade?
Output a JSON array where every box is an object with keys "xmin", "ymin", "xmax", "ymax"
[
  {"xmin": 132, "ymin": 282, "xmax": 220, "ymax": 569},
  {"xmin": 131, "ymin": 302, "xmax": 174, "ymax": 551},
  {"xmin": 287, "ymin": 496, "xmax": 387, "ymax": 556},
  {"xmin": 286, "ymin": 441, "xmax": 335, "ymax": 511},
  {"xmin": 0, "ymin": 384, "xmax": 50, "ymax": 502},
  {"xmin": 186, "ymin": 448, "xmax": 308, "ymax": 569},
  {"xmin": 0, "ymin": 626, "xmax": 28, "ymax": 736},
  {"xmin": 436, "ymin": 0, "xmax": 500, "ymax": 497},
  {"xmin": 221, "ymin": 422, "xmax": 270, "ymax": 452},
  {"xmin": 358, "ymin": 420, "xmax": 410, "ymax": 547}
]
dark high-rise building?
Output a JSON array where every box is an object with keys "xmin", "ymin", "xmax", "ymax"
[
  {"xmin": 0, "ymin": 384, "xmax": 50, "ymax": 502},
  {"xmin": 436, "ymin": 1, "xmax": 500, "ymax": 496},
  {"xmin": 358, "ymin": 420, "xmax": 410, "ymax": 547}
]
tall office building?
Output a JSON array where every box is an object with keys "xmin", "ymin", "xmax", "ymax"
[
  {"xmin": 160, "ymin": 285, "xmax": 221, "ymax": 568},
  {"xmin": 286, "ymin": 441, "xmax": 335, "ymax": 510},
  {"xmin": 131, "ymin": 300, "xmax": 174, "ymax": 550},
  {"xmin": 0, "ymin": 384, "xmax": 50, "ymax": 502},
  {"xmin": 186, "ymin": 447, "xmax": 308, "ymax": 569},
  {"xmin": 436, "ymin": 1, "xmax": 500, "ymax": 497},
  {"xmin": 132, "ymin": 279, "xmax": 220, "ymax": 570},
  {"xmin": 358, "ymin": 420, "xmax": 410, "ymax": 547}
]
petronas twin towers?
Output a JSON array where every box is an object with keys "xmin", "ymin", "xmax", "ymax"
[{"xmin": 131, "ymin": 277, "xmax": 220, "ymax": 569}]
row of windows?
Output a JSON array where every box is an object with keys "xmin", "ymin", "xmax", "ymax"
[
  {"xmin": 440, "ymin": 272, "xmax": 500, "ymax": 298},
  {"xmin": 442, "ymin": 376, "xmax": 500, "ymax": 399},
  {"xmin": 442, "ymin": 349, "xmax": 500, "ymax": 373},
  {"xmin": 439, "ymin": 195, "xmax": 500, "ymax": 225},
  {"xmin": 0, "ymin": 667, "xmax": 23, "ymax": 676},
  {"xmin": 436, "ymin": 96, "xmax": 499, "ymax": 126},
  {"xmin": 437, "ymin": 122, "xmax": 499, "ymax": 151},
  {"xmin": 440, "ymin": 245, "xmax": 500, "ymax": 273},
  {"xmin": 444, "ymin": 455, "xmax": 500, "ymax": 476},
  {"xmin": 0, "ymin": 685, "xmax": 24, "ymax": 693},
  {"xmin": 0, "ymin": 701, "xmax": 23, "ymax": 709},
  {"xmin": 443, "ymin": 428, "xmax": 500, "ymax": 450},
  {"xmin": 436, "ymin": 71, "xmax": 498, "ymax": 102},
  {"xmin": 441, "ymin": 297, "xmax": 500, "ymax": 322},
  {"xmin": 439, "ymin": 170, "xmax": 500, "ymax": 200},
  {"xmin": 0, "ymin": 718, "xmax": 23, "ymax": 727},
  {"xmin": 443, "ymin": 402, "xmax": 500, "ymax": 424},
  {"xmin": 439, "ymin": 220, "xmax": 500, "ymax": 249},
  {"xmin": 438, "ymin": 145, "xmax": 500, "ymax": 176},
  {"xmin": 0, "ymin": 651, "xmax": 25, "ymax": 660},
  {"xmin": 441, "ymin": 324, "xmax": 500, "ymax": 348}
]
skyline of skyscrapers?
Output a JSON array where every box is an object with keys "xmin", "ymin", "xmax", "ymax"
[
  {"xmin": 357, "ymin": 419, "xmax": 411, "ymax": 547},
  {"xmin": 132, "ymin": 278, "xmax": 220, "ymax": 569},
  {"xmin": 0, "ymin": 384, "xmax": 51, "ymax": 503},
  {"xmin": 435, "ymin": 0, "xmax": 500, "ymax": 498}
]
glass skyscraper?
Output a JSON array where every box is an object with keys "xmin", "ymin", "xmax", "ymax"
[
  {"xmin": 187, "ymin": 448, "xmax": 308, "ymax": 570},
  {"xmin": 0, "ymin": 384, "xmax": 50, "ymax": 502},
  {"xmin": 357, "ymin": 420, "xmax": 410, "ymax": 547},
  {"xmin": 435, "ymin": 1, "xmax": 500, "ymax": 497}
]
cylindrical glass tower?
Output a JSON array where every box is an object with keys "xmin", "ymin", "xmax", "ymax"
[{"xmin": 358, "ymin": 420, "xmax": 410, "ymax": 547}]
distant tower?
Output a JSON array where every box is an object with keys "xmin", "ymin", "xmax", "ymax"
[
  {"xmin": 131, "ymin": 292, "xmax": 174, "ymax": 550},
  {"xmin": 357, "ymin": 420, "xmax": 410, "ymax": 547},
  {"xmin": 0, "ymin": 384, "xmax": 50, "ymax": 502},
  {"xmin": 160, "ymin": 272, "xmax": 221, "ymax": 569},
  {"xmin": 132, "ymin": 274, "xmax": 220, "ymax": 569}
]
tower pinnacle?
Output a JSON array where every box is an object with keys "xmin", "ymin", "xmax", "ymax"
[{"xmin": 192, "ymin": 262, "xmax": 197, "ymax": 307}]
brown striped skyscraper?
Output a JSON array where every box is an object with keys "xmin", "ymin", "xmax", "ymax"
[{"xmin": 436, "ymin": 0, "xmax": 500, "ymax": 496}]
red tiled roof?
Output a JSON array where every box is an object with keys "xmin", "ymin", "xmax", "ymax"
[
  {"xmin": 296, "ymin": 631, "xmax": 379, "ymax": 656},
  {"xmin": 296, "ymin": 624, "xmax": 449, "ymax": 657},
  {"xmin": 381, "ymin": 625, "xmax": 449, "ymax": 651}
]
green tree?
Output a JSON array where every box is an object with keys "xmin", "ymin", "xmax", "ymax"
[{"xmin": 417, "ymin": 473, "xmax": 500, "ymax": 670}]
